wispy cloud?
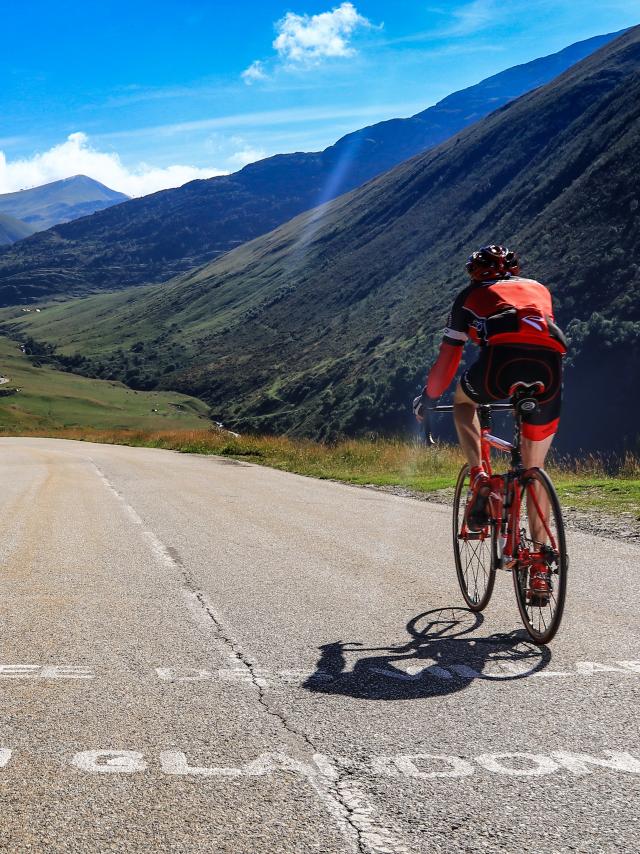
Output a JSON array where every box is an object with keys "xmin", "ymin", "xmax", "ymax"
[
  {"xmin": 100, "ymin": 101, "xmax": 429, "ymax": 142},
  {"xmin": 447, "ymin": 0, "xmax": 496, "ymax": 35},
  {"xmin": 0, "ymin": 132, "xmax": 226, "ymax": 197},
  {"xmin": 378, "ymin": 1, "xmax": 498, "ymax": 46}
]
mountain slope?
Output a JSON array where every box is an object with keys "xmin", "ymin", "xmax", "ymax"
[
  {"xmin": 5, "ymin": 26, "xmax": 640, "ymax": 451},
  {"xmin": 0, "ymin": 214, "xmax": 37, "ymax": 246},
  {"xmin": 0, "ymin": 175, "xmax": 128, "ymax": 232},
  {"xmin": 0, "ymin": 31, "xmax": 622, "ymax": 306}
]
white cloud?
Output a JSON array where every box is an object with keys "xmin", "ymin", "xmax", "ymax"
[
  {"xmin": 0, "ymin": 132, "xmax": 227, "ymax": 197},
  {"xmin": 273, "ymin": 2, "xmax": 373, "ymax": 64},
  {"xmin": 227, "ymin": 147, "xmax": 269, "ymax": 168},
  {"xmin": 241, "ymin": 60, "xmax": 268, "ymax": 85}
]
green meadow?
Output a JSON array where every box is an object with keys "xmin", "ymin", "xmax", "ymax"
[{"xmin": 0, "ymin": 336, "xmax": 211, "ymax": 431}]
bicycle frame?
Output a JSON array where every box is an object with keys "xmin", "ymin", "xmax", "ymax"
[
  {"xmin": 427, "ymin": 402, "xmax": 558, "ymax": 568},
  {"xmin": 425, "ymin": 394, "xmax": 568, "ymax": 643}
]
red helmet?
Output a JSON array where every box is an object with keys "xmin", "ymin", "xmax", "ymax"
[{"xmin": 466, "ymin": 245, "xmax": 520, "ymax": 281}]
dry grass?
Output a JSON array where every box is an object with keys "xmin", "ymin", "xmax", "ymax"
[{"xmin": 9, "ymin": 426, "xmax": 640, "ymax": 518}]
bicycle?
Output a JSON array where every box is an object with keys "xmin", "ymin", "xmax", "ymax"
[{"xmin": 424, "ymin": 382, "xmax": 568, "ymax": 645}]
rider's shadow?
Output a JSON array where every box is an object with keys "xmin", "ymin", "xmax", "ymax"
[{"xmin": 303, "ymin": 608, "xmax": 552, "ymax": 700}]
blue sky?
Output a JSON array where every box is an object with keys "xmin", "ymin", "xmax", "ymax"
[{"xmin": 1, "ymin": 0, "xmax": 639, "ymax": 195}]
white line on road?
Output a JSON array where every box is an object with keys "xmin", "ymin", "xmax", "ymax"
[
  {"xmin": 2, "ymin": 659, "xmax": 640, "ymax": 684},
  {"xmin": 89, "ymin": 462, "xmax": 407, "ymax": 854}
]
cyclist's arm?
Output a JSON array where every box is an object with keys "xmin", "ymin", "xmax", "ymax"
[{"xmin": 424, "ymin": 291, "xmax": 469, "ymax": 400}]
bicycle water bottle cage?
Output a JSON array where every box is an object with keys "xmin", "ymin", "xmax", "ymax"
[{"xmin": 508, "ymin": 381, "xmax": 544, "ymax": 416}]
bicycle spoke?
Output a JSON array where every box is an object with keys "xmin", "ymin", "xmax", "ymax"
[
  {"xmin": 453, "ymin": 465, "xmax": 496, "ymax": 612},
  {"xmin": 512, "ymin": 469, "xmax": 567, "ymax": 644}
]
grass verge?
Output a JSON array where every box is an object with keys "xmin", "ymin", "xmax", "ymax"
[{"xmin": 10, "ymin": 426, "xmax": 640, "ymax": 520}]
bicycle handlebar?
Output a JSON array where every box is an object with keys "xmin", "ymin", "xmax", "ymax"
[{"xmin": 423, "ymin": 401, "xmax": 515, "ymax": 444}]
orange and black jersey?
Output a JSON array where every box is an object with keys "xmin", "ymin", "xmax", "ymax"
[
  {"xmin": 425, "ymin": 275, "xmax": 566, "ymax": 401},
  {"xmin": 442, "ymin": 275, "xmax": 566, "ymax": 351}
]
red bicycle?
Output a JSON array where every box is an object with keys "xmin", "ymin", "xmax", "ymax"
[{"xmin": 427, "ymin": 383, "xmax": 568, "ymax": 644}]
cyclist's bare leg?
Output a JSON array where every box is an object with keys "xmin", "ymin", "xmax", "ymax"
[
  {"xmin": 522, "ymin": 434, "xmax": 554, "ymax": 545},
  {"xmin": 453, "ymin": 382, "xmax": 482, "ymax": 469}
]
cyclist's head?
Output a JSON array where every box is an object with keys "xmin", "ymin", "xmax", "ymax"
[{"xmin": 466, "ymin": 245, "xmax": 520, "ymax": 281}]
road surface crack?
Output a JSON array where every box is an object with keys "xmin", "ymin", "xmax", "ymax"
[
  {"xmin": 91, "ymin": 460, "xmax": 407, "ymax": 854},
  {"xmin": 186, "ymin": 587, "xmax": 407, "ymax": 854}
]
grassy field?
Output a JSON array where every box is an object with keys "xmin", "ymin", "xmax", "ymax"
[
  {"xmin": 13, "ymin": 425, "xmax": 640, "ymax": 519},
  {"xmin": 0, "ymin": 336, "xmax": 212, "ymax": 431}
]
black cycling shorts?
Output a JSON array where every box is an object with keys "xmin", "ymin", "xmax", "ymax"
[{"xmin": 460, "ymin": 345, "xmax": 563, "ymax": 440}]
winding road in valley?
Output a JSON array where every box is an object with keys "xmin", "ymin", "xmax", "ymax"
[{"xmin": 0, "ymin": 438, "xmax": 638, "ymax": 853}]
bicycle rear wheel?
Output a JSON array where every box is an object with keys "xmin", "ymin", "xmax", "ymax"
[
  {"xmin": 453, "ymin": 464, "xmax": 497, "ymax": 611},
  {"xmin": 512, "ymin": 467, "xmax": 568, "ymax": 644}
]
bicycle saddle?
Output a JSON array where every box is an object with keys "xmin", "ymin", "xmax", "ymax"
[{"xmin": 508, "ymin": 381, "xmax": 545, "ymax": 415}]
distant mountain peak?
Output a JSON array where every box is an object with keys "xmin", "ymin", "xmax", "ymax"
[{"xmin": 0, "ymin": 175, "xmax": 129, "ymax": 233}]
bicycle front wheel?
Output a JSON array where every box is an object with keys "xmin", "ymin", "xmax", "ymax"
[
  {"xmin": 453, "ymin": 464, "xmax": 497, "ymax": 611},
  {"xmin": 512, "ymin": 467, "xmax": 568, "ymax": 644}
]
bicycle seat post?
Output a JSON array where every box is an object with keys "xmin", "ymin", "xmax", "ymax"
[
  {"xmin": 508, "ymin": 382, "xmax": 543, "ymax": 472},
  {"xmin": 511, "ymin": 410, "xmax": 524, "ymax": 472}
]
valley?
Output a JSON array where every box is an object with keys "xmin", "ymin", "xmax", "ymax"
[{"xmin": 3, "ymin": 26, "xmax": 639, "ymax": 452}]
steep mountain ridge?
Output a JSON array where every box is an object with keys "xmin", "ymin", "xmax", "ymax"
[
  {"xmin": 5, "ymin": 26, "xmax": 640, "ymax": 451},
  {"xmin": 0, "ymin": 175, "xmax": 128, "ymax": 232},
  {"xmin": 0, "ymin": 31, "xmax": 621, "ymax": 305}
]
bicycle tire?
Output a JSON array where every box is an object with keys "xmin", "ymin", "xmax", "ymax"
[
  {"xmin": 512, "ymin": 467, "xmax": 568, "ymax": 644},
  {"xmin": 452, "ymin": 464, "xmax": 497, "ymax": 611}
]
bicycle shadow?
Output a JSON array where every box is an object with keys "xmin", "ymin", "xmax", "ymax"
[{"xmin": 303, "ymin": 607, "xmax": 552, "ymax": 700}]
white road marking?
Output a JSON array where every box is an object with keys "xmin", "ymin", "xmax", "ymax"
[
  {"xmin": 0, "ymin": 747, "xmax": 633, "ymax": 783},
  {"xmin": 373, "ymin": 750, "xmax": 640, "ymax": 780},
  {"xmin": 474, "ymin": 753, "xmax": 560, "ymax": 776},
  {"xmin": 71, "ymin": 750, "xmax": 148, "ymax": 774},
  {"xmin": 0, "ymin": 665, "xmax": 95, "ymax": 680},
  {"xmin": 372, "ymin": 754, "xmax": 474, "ymax": 779},
  {"xmin": 153, "ymin": 659, "xmax": 640, "ymax": 686},
  {"xmin": 2, "ymin": 659, "xmax": 640, "ymax": 685},
  {"xmin": 551, "ymin": 751, "xmax": 640, "ymax": 775},
  {"xmin": 0, "ymin": 665, "xmax": 41, "ymax": 678}
]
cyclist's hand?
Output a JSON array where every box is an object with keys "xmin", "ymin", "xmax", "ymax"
[{"xmin": 412, "ymin": 393, "xmax": 428, "ymax": 422}]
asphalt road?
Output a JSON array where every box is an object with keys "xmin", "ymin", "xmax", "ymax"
[{"xmin": 0, "ymin": 438, "xmax": 639, "ymax": 854}]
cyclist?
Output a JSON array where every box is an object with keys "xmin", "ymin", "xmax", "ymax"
[{"xmin": 413, "ymin": 245, "xmax": 567, "ymax": 603}]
